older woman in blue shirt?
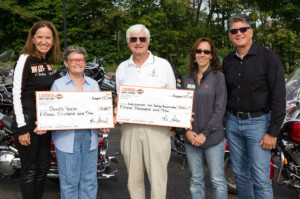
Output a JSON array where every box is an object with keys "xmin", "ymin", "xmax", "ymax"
[{"xmin": 51, "ymin": 46, "xmax": 100, "ymax": 199}]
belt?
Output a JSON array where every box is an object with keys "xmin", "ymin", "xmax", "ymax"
[{"xmin": 230, "ymin": 110, "xmax": 266, "ymax": 120}]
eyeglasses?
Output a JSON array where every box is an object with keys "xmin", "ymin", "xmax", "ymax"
[
  {"xmin": 229, "ymin": 27, "xmax": 250, "ymax": 35},
  {"xmin": 195, "ymin": 49, "xmax": 211, "ymax": 55},
  {"xmin": 129, "ymin": 37, "xmax": 148, "ymax": 43},
  {"xmin": 68, "ymin": 58, "xmax": 86, "ymax": 64}
]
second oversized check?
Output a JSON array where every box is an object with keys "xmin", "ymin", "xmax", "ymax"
[{"xmin": 116, "ymin": 86, "xmax": 194, "ymax": 128}]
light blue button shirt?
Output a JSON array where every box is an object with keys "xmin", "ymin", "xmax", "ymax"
[{"xmin": 51, "ymin": 73, "xmax": 100, "ymax": 153}]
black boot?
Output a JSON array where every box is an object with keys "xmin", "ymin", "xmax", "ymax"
[
  {"xmin": 20, "ymin": 169, "xmax": 36, "ymax": 199},
  {"xmin": 34, "ymin": 170, "xmax": 48, "ymax": 199}
]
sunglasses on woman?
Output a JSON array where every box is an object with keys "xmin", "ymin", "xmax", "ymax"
[
  {"xmin": 129, "ymin": 37, "xmax": 147, "ymax": 43},
  {"xmin": 229, "ymin": 27, "xmax": 250, "ymax": 35},
  {"xmin": 195, "ymin": 49, "xmax": 211, "ymax": 55}
]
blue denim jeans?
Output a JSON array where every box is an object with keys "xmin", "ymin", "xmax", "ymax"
[
  {"xmin": 185, "ymin": 139, "xmax": 228, "ymax": 199},
  {"xmin": 225, "ymin": 111, "xmax": 273, "ymax": 199},
  {"xmin": 55, "ymin": 130, "xmax": 98, "ymax": 199}
]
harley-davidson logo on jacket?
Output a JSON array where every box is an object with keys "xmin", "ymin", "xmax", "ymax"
[{"xmin": 13, "ymin": 54, "xmax": 56, "ymax": 129}]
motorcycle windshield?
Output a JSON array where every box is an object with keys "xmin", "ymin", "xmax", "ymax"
[{"xmin": 286, "ymin": 68, "xmax": 300, "ymax": 102}]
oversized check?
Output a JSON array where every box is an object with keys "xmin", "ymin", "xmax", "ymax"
[
  {"xmin": 116, "ymin": 86, "xmax": 194, "ymax": 128},
  {"xmin": 36, "ymin": 91, "xmax": 114, "ymax": 130}
]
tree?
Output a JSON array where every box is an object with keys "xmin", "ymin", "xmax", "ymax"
[
  {"xmin": 267, "ymin": 27, "xmax": 300, "ymax": 73},
  {"xmin": 0, "ymin": 0, "xmax": 298, "ymax": 74},
  {"xmin": 241, "ymin": 0, "xmax": 300, "ymax": 33},
  {"xmin": 0, "ymin": 0, "xmax": 63, "ymax": 53}
]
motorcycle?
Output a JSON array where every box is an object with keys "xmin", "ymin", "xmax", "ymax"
[
  {"xmin": 170, "ymin": 127, "xmax": 187, "ymax": 168},
  {"xmin": 169, "ymin": 65, "xmax": 188, "ymax": 168},
  {"xmin": 271, "ymin": 67, "xmax": 300, "ymax": 197},
  {"xmin": 224, "ymin": 67, "xmax": 300, "ymax": 197},
  {"xmin": 0, "ymin": 50, "xmax": 14, "ymax": 85},
  {"xmin": 86, "ymin": 57, "xmax": 117, "ymax": 99},
  {"xmin": 0, "ymin": 50, "xmax": 14, "ymax": 115},
  {"xmin": 0, "ymin": 69, "xmax": 13, "ymax": 85},
  {"xmin": 0, "ymin": 112, "xmax": 118, "ymax": 181},
  {"xmin": 273, "ymin": 102, "xmax": 300, "ymax": 197},
  {"xmin": 0, "ymin": 84, "xmax": 13, "ymax": 117},
  {"xmin": 171, "ymin": 64, "xmax": 182, "ymax": 89}
]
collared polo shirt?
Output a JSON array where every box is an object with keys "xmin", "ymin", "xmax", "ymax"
[{"xmin": 116, "ymin": 51, "xmax": 176, "ymax": 90}]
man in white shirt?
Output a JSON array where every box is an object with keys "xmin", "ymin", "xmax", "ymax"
[{"xmin": 116, "ymin": 24, "xmax": 176, "ymax": 199}]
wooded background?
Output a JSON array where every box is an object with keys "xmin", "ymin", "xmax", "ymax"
[{"xmin": 0, "ymin": 0, "xmax": 299, "ymax": 75}]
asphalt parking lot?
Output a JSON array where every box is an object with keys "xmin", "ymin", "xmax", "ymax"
[{"xmin": 0, "ymin": 125, "xmax": 298, "ymax": 198}]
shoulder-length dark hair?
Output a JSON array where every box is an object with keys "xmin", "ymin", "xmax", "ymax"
[
  {"xmin": 21, "ymin": 20, "xmax": 61, "ymax": 64},
  {"xmin": 188, "ymin": 37, "xmax": 222, "ymax": 77}
]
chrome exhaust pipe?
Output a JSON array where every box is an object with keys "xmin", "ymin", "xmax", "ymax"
[
  {"xmin": 47, "ymin": 172, "xmax": 59, "ymax": 179},
  {"xmin": 109, "ymin": 152, "xmax": 118, "ymax": 164},
  {"xmin": 97, "ymin": 170, "xmax": 118, "ymax": 181}
]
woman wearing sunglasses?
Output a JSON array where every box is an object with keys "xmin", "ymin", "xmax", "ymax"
[{"xmin": 182, "ymin": 37, "xmax": 228, "ymax": 199}]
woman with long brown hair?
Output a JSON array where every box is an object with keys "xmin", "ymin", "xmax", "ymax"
[
  {"xmin": 12, "ymin": 20, "xmax": 61, "ymax": 199},
  {"xmin": 182, "ymin": 37, "xmax": 228, "ymax": 199}
]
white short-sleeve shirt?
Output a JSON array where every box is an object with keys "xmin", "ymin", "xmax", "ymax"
[{"xmin": 116, "ymin": 51, "xmax": 176, "ymax": 92}]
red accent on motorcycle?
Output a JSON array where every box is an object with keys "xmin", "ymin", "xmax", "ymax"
[
  {"xmin": 172, "ymin": 130, "xmax": 176, "ymax": 136},
  {"xmin": 225, "ymin": 140, "xmax": 229, "ymax": 151},
  {"xmin": 288, "ymin": 121, "xmax": 300, "ymax": 144},
  {"xmin": 270, "ymin": 157, "xmax": 274, "ymax": 180},
  {"xmin": 98, "ymin": 137, "xmax": 105, "ymax": 147},
  {"xmin": 50, "ymin": 141, "xmax": 58, "ymax": 167},
  {"xmin": 0, "ymin": 120, "xmax": 3, "ymax": 129},
  {"xmin": 104, "ymin": 73, "xmax": 113, "ymax": 79}
]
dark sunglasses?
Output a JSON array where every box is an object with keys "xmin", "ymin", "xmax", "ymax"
[
  {"xmin": 129, "ymin": 37, "xmax": 147, "ymax": 43},
  {"xmin": 229, "ymin": 27, "xmax": 250, "ymax": 35},
  {"xmin": 195, "ymin": 49, "xmax": 211, "ymax": 55}
]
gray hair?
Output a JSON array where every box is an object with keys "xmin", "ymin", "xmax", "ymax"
[
  {"xmin": 63, "ymin": 46, "xmax": 87, "ymax": 61},
  {"xmin": 126, "ymin": 24, "xmax": 150, "ymax": 40},
  {"xmin": 228, "ymin": 14, "xmax": 251, "ymax": 31}
]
